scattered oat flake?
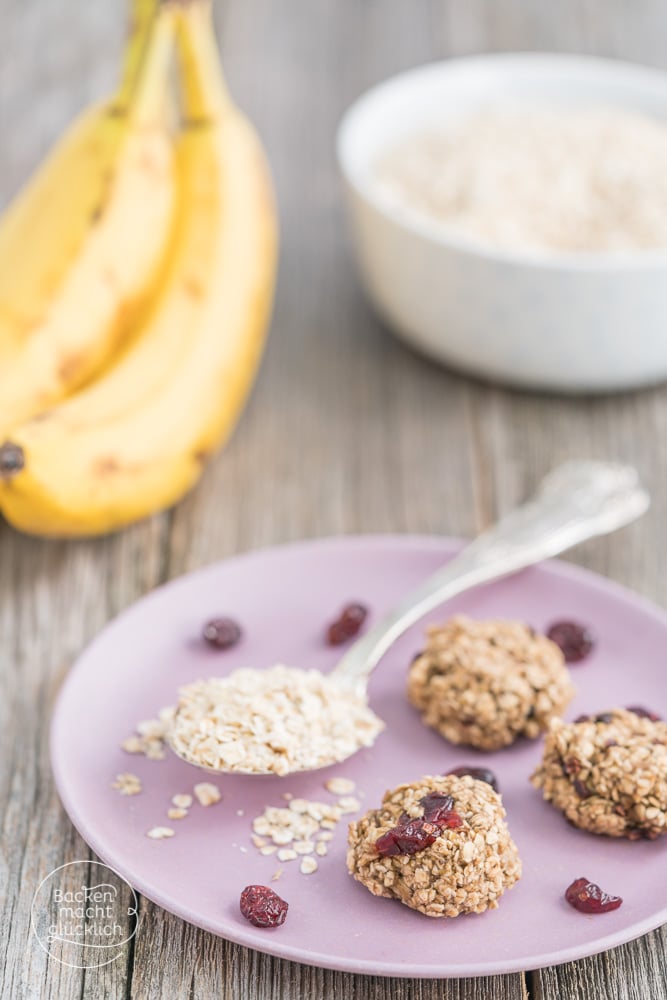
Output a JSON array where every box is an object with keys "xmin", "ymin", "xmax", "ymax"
[
  {"xmin": 122, "ymin": 708, "xmax": 174, "ymax": 760},
  {"xmin": 325, "ymin": 777, "xmax": 356, "ymax": 796},
  {"xmin": 121, "ymin": 736, "xmax": 145, "ymax": 754},
  {"xmin": 250, "ymin": 791, "xmax": 352, "ymax": 864},
  {"xmin": 282, "ymin": 792, "xmax": 293, "ymax": 800},
  {"xmin": 277, "ymin": 848, "xmax": 298, "ymax": 862},
  {"xmin": 271, "ymin": 829, "xmax": 294, "ymax": 846},
  {"xmin": 137, "ymin": 719, "xmax": 165, "ymax": 738},
  {"xmin": 338, "ymin": 796, "xmax": 361, "ymax": 813},
  {"xmin": 272, "ymin": 868, "xmax": 284, "ymax": 881},
  {"xmin": 194, "ymin": 782, "xmax": 221, "ymax": 806},
  {"xmin": 167, "ymin": 807, "xmax": 188, "ymax": 820},
  {"xmin": 111, "ymin": 773, "xmax": 142, "ymax": 795},
  {"xmin": 300, "ymin": 857, "xmax": 318, "ymax": 875},
  {"xmin": 236, "ymin": 809, "xmax": 245, "ymax": 816},
  {"xmin": 260, "ymin": 845, "xmax": 278, "ymax": 856},
  {"xmin": 147, "ymin": 826, "xmax": 175, "ymax": 840},
  {"xmin": 172, "ymin": 794, "xmax": 193, "ymax": 809}
]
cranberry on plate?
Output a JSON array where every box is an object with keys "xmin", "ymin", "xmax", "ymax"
[
  {"xmin": 565, "ymin": 877, "xmax": 622, "ymax": 914},
  {"xmin": 326, "ymin": 602, "xmax": 368, "ymax": 645},
  {"xmin": 239, "ymin": 885, "xmax": 288, "ymax": 928},
  {"xmin": 446, "ymin": 765, "xmax": 499, "ymax": 793},
  {"xmin": 546, "ymin": 621, "xmax": 595, "ymax": 663},
  {"xmin": 202, "ymin": 617, "xmax": 242, "ymax": 650}
]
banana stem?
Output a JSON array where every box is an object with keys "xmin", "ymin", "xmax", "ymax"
[
  {"xmin": 111, "ymin": 0, "xmax": 176, "ymax": 127},
  {"xmin": 173, "ymin": 0, "xmax": 230, "ymax": 123},
  {"xmin": 113, "ymin": 0, "xmax": 160, "ymax": 112}
]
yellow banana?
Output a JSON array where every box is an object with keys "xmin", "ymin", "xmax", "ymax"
[
  {"xmin": 0, "ymin": 0, "xmax": 175, "ymax": 436},
  {"xmin": 0, "ymin": 0, "xmax": 278, "ymax": 538}
]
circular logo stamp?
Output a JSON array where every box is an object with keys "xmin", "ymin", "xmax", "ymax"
[{"xmin": 30, "ymin": 860, "xmax": 139, "ymax": 969}]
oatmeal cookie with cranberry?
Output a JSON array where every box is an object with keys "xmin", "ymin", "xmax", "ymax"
[
  {"xmin": 407, "ymin": 616, "xmax": 574, "ymax": 751},
  {"xmin": 531, "ymin": 707, "xmax": 667, "ymax": 839},
  {"xmin": 346, "ymin": 774, "xmax": 521, "ymax": 917}
]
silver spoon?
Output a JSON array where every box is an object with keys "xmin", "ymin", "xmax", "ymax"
[
  {"xmin": 332, "ymin": 460, "xmax": 648, "ymax": 696},
  {"xmin": 170, "ymin": 460, "xmax": 648, "ymax": 775}
]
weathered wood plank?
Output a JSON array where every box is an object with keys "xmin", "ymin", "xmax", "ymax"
[
  {"xmin": 532, "ymin": 930, "xmax": 667, "ymax": 1000},
  {"xmin": 130, "ymin": 897, "xmax": 529, "ymax": 1000},
  {"xmin": 2, "ymin": 0, "xmax": 667, "ymax": 998}
]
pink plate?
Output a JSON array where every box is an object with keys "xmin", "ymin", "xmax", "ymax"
[{"xmin": 50, "ymin": 535, "xmax": 667, "ymax": 978}]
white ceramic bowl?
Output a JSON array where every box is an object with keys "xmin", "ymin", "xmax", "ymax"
[{"xmin": 337, "ymin": 53, "xmax": 667, "ymax": 393}]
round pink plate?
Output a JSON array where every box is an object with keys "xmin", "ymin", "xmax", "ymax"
[{"xmin": 51, "ymin": 535, "xmax": 667, "ymax": 978}]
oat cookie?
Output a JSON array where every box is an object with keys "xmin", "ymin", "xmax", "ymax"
[
  {"xmin": 531, "ymin": 708, "xmax": 667, "ymax": 839},
  {"xmin": 347, "ymin": 774, "xmax": 521, "ymax": 918},
  {"xmin": 407, "ymin": 616, "xmax": 574, "ymax": 751}
]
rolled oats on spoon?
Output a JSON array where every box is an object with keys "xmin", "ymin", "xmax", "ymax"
[{"xmin": 167, "ymin": 665, "xmax": 384, "ymax": 776}]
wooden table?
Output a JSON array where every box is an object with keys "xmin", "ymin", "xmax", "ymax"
[{"xmin": 2, "ymin": 1, "xmax": 667, "ymax": 997}]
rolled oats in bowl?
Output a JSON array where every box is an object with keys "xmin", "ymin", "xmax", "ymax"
[
  {"xmin": 407, "ymin": 615, "xmax": 575, "ymax": 751},
  {"xmin": 168, "ymin": 664, "xmax": 385, "ymax": 776},
  {"xmin": 347, "ymin": 773, "xmax": 522, "ymax": 917},
  {"xmin": 376, "ymin": 108, "xmax": 667, "ymax": 255}
]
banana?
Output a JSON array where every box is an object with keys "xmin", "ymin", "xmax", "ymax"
[
  {"xmin": 0, "ymin": 0, "xmax": 175, "ymax": 436},
  {"xmin": 0, "ymin": 0, "xmax": 278, "ymax": 538}
]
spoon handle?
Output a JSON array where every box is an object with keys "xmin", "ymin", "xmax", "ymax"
[{"xmin": 332, "ymin": 461, "xmax": 649, "ymax": 689}]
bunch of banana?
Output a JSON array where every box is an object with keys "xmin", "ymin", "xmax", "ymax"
[
  {"xmin": 0, "ymin": 0, "xmax": 176, "ymax": 437},
  {"xmin": 0, "ymin": 0, "xmax": 278, "ymax": 537}
]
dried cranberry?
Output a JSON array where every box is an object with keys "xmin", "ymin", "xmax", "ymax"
[
  {"xmin": 420, "ymin": 792, "xmax": 453, "ymax": 815},
  {"xmin": 374, "ymin": 831, "xmax": 403, "ymax": 857},
  {"xmin": 239, "ymin": 885, "xmax": 288, "ymax": 928},
  {"xmin": 574, "ymin": 714, "xmax": 591, "ymax": 724},
  {"xmin": 326, "ymin": 602, "xmax": 368, "ymax": 646},
  {"xmin": 446, "ymin": 766, "xmax": 499, "ymax": 793},
  {"xmin": 573, "ymin": 779, "xmax": 591, "ymax": 799},
  {"xmin": 626, "ymin": 705, "xmax": 662, "ymax": 722},
  {"xmin": 375, "ymin": 818, "xmax": 439, "ymax": 857},
  {"xmin": 203, "ymin": 617, "xmax": 242, "ymax": 650},
  {"xmin": 546, "ymin": 621, "xmax": 595, "ymax": 663},
  {"xmin": 432, "ymin": 808, "xmax": 463, "ymax": 830},
  {"xmin": 563, "ymin": 756, "xmax": 582, "ymax": 775},
  {"xmin": 595, "ymin": 712, "xmax": 615, "ymax": 724},
  {"xmin": 419, "ymin": 792, "xmax": 463, "ymax": 828},
  {"xmin": 564, "ymin": 877, "xmax": 622, "ymax": 914}
]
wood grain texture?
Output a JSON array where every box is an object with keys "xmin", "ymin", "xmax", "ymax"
[{"xmin": 2, "ymin": 0, "xmax": 667, "ymax": 998}]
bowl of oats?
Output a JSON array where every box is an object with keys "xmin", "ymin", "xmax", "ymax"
[{"xmin": 337, "ymin": 52, "xmax": 667, "ymax": 392}]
